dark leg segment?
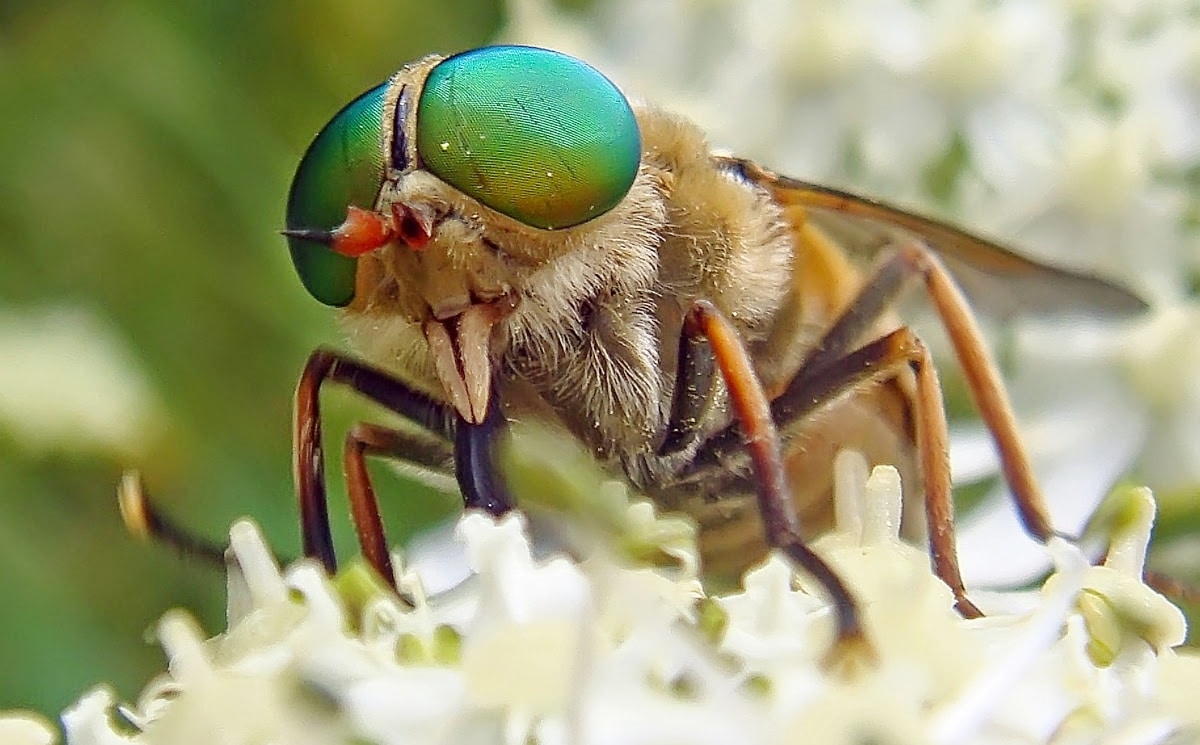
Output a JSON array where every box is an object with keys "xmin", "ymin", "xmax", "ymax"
[
  {"xmin": 294, "ymin": 347, "xmax": 457, "ymax": 574},
  {"xmin": 454, "ymin": 391, "xmax": 515, "ymax": 515},
  {"xmin": 117, "ymin": 470, "xmax": 227, "ymax": 566},
  {"xmin": 658, "ymin": 332, "xmax": 715, "ymax": 458}
]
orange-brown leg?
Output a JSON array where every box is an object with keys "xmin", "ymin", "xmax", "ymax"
[
  {"xmin": 688, "ymin": 238, "xmax": 1040, "ymax": 616},
  {"xmin": 764, "ymin": 239, "xmax": 1059, "ymax": 615},
  {"xmin": 294, "ymin": 348, "xmax": 511, "ymax": 579},
  {"xmin": 792, "ymin": 241, "xmax": 1056, "ymax": 544},
  {"xmin": 690, "ymin": 323, "xmax": 983, "ymax": 617},
  {"xmin": 341, "ymin": 422, "xmax": 430, "ymax": 587},
  {"xmin": 340, "ymin": 400, "xmax": 514, "ymax": 588},
  {"xmin": 684, "ymin": 300, "xmax": 872, "ymax": 657}
]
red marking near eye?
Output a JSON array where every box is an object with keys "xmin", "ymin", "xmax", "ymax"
[{"xmin": 330, "ymin": 206, "xmax": 393, "ymax": 257}]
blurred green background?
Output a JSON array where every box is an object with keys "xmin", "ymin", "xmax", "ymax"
[{"xmin": 0, "ymin": 0, "xmax": 504, "ymax": 718}]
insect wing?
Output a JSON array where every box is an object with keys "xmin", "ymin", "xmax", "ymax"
[{"xmin": 721, "ymin": 156, "xmax": 1147, "ymax": 319}]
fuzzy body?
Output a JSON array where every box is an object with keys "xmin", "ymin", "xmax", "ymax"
[{"xmin": 339, "ymin": 60, "xmax": 919, "ymax": 577}]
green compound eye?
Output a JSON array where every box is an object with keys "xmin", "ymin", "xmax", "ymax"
[
  {"xmin": 285, "ymin": 81, "xmax": 388, "ymax": 307},
  {"xmin": 416, "ymin": 46, "xmax": 641, "ymax": 230}
]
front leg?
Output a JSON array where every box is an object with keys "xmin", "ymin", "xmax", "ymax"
[
  {"xmin": 673, "ymin": 300, "xmax": 870, "ymax": 661},
  {"xmin": 293, "ymin": 348, "xmax": 513, "ymax": 577}
]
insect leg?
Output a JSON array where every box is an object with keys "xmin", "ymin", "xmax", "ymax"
[
  {"xmin": 658, "ymin": 330, "xmax": 715, "ymax": 457},
  {"xmin": 794, "ymin": 241, "xmax": 1056, "ymax": 544},
  {"xmin": 295, "ymin": 348, "xmax": 512, "ymax": 575},
  {"xmin": 341, "ymin": 421, "xmax": 447, "ymax": 586},
  {"xmin": 689, "ymin": 326, "xmax": 984, "ymax": 617},
  {"xmin": 685, "ymin": 300, "xmax": 871, "ymax": 658},
  {"xmin": 118, "ymin": 470, "xmax": 227, "ymax": 565},
  {"xmin": 852, "ymin": 328, "xmax": 981, "ymax": 619}
]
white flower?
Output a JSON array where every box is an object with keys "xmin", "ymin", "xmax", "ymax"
[
  {"xmin": 8, "ymin": 453, "xmax": 1198, "ymax": 745},
  {"xmin": 0, "ymin": 713, "xmax": 57, "ymax": 745}
]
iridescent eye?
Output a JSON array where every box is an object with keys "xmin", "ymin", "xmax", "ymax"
[
  {"xmin": 285, "ymin": 81, "xmax": 388, "ymax": 307},
  {"xmin": 416, "ymin": 45, "xmax": 641, "ymax": 230}
]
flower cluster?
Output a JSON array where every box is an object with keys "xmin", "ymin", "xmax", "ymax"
[{"xmin": 3, "ymin": 452, "xmax": 1197, "ymax": 745}]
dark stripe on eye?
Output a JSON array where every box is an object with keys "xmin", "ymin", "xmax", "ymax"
[{"xmin": 390, "ymin": 84, "xmax": 410, "ymax": 171}]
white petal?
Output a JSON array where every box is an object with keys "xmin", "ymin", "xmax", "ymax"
[{"xmin": 0, "ymin": 713, "xmax": 58, "ymax": 745}]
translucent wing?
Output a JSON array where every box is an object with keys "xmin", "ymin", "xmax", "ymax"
[{"xmin": 720, "ymin": 156, "xmax": 1148, "ymax": 318}]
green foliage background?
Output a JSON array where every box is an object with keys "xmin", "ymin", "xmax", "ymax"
[{"xmin": 0, "ymin": 0, "xmax": 503, "ymax": 719}]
